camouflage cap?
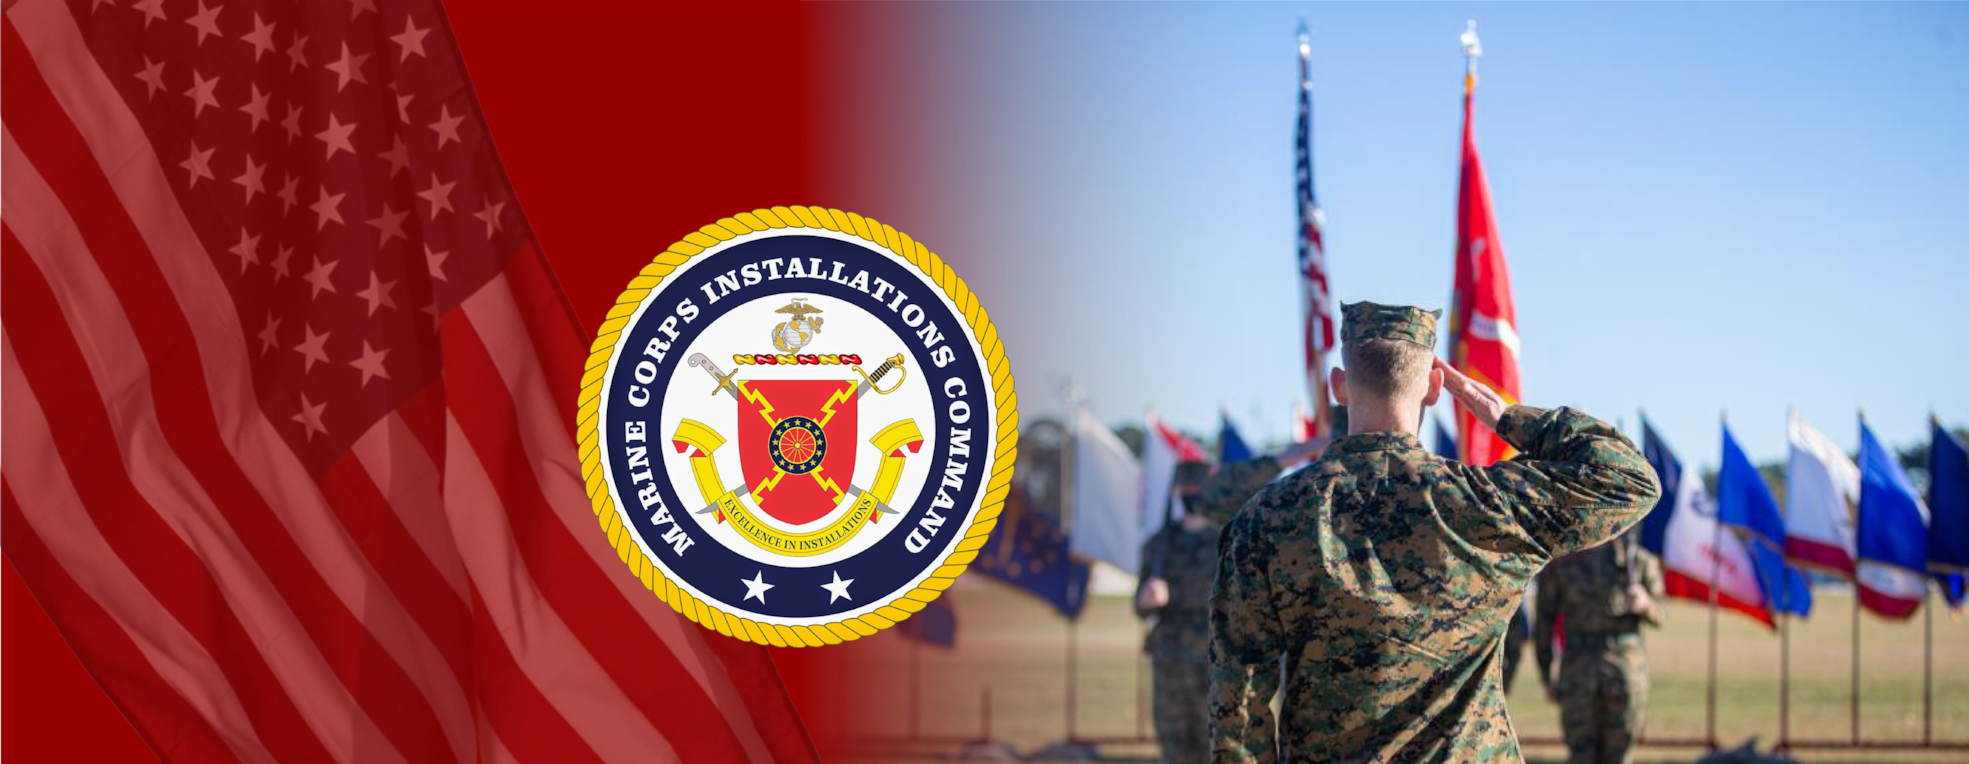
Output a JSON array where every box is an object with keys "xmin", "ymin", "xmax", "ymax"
[{"xmin": 1341, "ymin": 301, "xmax": 1442, "ymax": 349}]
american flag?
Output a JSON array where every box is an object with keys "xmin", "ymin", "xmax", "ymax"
[
  {"xmin": 0, "ymin": 2, "xmax": 816, "ymax": 762},
  {"xmin": 1294, "ymin": 28, "xmax": 1335, "ymax": 439}
]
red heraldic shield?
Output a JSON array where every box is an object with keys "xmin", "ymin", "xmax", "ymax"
[{"xmin": 736, "ymin": 379, "xmax": 860, "ymax": 525}]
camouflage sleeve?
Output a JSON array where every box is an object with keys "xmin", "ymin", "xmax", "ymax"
[
  {"xmin": 1209, "ymin": 508, "xmax": 1281, "ymax": 764},
  {"xmin": 1189, "ymin": 457, "xmax": 1281, "ymax": 520},
  {"xmin": 1136, "ymin": 529, "xmax": 1166, "ymax": 618},
  {"xmin": 1532, "ymin": 568, "xmax": 1560, "ymax": 689},
  {"xmin": 1481, "ymin": 405, "xmax": 1664, "ymax": 559}
]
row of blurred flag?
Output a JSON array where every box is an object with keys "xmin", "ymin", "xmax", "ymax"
[
  {"xmin": 1639, "ymin": 413, "xmax": 1968, "ymax": 628},
  {"xmin": 946, "ymin": 399, "xmax": 1967, "ymax": 648}
]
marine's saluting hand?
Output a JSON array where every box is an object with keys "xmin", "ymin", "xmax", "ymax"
[{"xmin": 1434, "ymin": 357, "xmax": 1509, "ymax": 432}]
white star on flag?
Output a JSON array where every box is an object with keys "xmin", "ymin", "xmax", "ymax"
[
  {"xmin": 390, "ymin": 17, "xmax": 430, "ymax": 62},
  {"xmin": 349, "ymin": 341, "xmax": 390, "ymax": 386},
  {"xmin": 240, "ymin": 13, "xmax": 277, "ymax": 61},
  {"xmin": 325, "ymin": 42, "xmax": 369, "ymax": 92},
  {"xmin": 183, "ymin": 70, "xmax": 220, "ymax": 117},
  {"xmin": 292, "ymin": 325, "xmax": 332, "ymax": 372},
  {"xmin": 315, "ymin": 114, "xmax": 358, "ymax": 160},
  {"xmin": 291, "ymin": 394, "xmax": 329, "ymax": 440}
]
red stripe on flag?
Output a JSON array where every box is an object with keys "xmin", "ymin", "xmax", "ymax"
[
  {"xmin": 0, "ymin": 30, "xmax": 456, "ymax": 762},
  {"xmin": 478, "ymin": 251, "xmax": 821, "ymax": 763},
  {"xmin": 466, "ymin": 586, "xmax": 611, "ymax": 764},
  {"xmin": 1663, "ymin": 567, "xmax": 1776, "ymax": 630},
  {"xmin": 1, "ymin": 482, "xmax": 245, "ymax": 764},
  {"xmin": 1784, "ymin": 536, "xmax": 1856, "ymax": 578},
  {"xmin": 0, "ymin": 227, "xmax": 339, "ymax": 764},
  {"xmin": 501, "ymin": 243, "xmax": 588, "ymax": 441},
  {"xmin": 439, "ymin": 311, "xmax": 768, "ymax": 762},
  {"xmin": 316, "ymin": 456, "xmax": 476, "ymax": 687},
  {"xmin": 1857, "ymin": 584, "xmax": 1922, "ymax": 620}
]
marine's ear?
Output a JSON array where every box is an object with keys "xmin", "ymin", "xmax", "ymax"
[
  {"xmin": 1422, "ymin": 363, "xmax": 1444, "ymax": 407},
  {"xmin": 1330, "ymin": 366, "xmax": 1350, "ymax": 405}
]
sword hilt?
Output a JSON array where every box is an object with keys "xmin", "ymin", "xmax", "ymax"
[
  {"xmin": 853, "ymin": 354, "xmax": 907, "ymax": 395},
  {"xmin": 688, "ymin": 353, "xmax": 740, "ymax": 398}
]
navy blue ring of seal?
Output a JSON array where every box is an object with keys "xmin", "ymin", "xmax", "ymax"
[{"xmin": 769, "ymin": 416, "xmax": 827, "ymax": 474}]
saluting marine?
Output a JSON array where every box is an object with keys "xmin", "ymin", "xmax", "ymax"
[
  {"xmin": 1209, "ymin": 301, "xmax": 1661, "ymax": 764},
  {"xmin": 1535, "ymin": 530, "xmax": 1663, "ymax": 764}
]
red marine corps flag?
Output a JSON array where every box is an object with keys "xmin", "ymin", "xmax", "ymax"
[
  {"xmin": 1447, "ymin": 21, "xmax": 1523, "ymax": 466},
  {"xmin": 0, "ymin": 2, "xmax": 816, "ymax": 762}
]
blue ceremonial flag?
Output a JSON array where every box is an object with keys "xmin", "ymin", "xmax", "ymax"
[
  {"xmin": 1855, "ymin": 421, "xmax": 1931, "ymax": 617},
  {"xmin": 1717, "ymin": 424, "xmax": 1811, "ymax": 616},
  {"xmin": 1432, "ymin": 416, "xmax": 1458, "ymax": 460},
  {"xmin": 1929, "ymin": 420, "xmax": 1968, "ymax": 606},
  {"xmin": 1219, "ymin": 411, "xmax": 1254, "ymax": 464},
  {"xmin": 973, "ymin": 485, "xmax": 1092, "ymax": 619},
  {"xmin": 1718, "ymin": 425, "xmax": 1785, "ymax": 547},
  {"xmin": 1637, "ymin": 417, "xmax": 1677, "ymax": 557},
  {"xmin": 898, "ymin": 597, "xmax": 958, "ymax": 648}
]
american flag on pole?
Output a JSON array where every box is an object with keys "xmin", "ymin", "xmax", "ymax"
[
  {"xmin": 1294, "ymin": 26, "xmax": 1335, "ymax": 440},
  {"xmin": 0, "ymin": 2, "xmax": 816, "ymax": 762}
]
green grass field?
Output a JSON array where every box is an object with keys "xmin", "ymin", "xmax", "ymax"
[{"xmin": 815, "ymin": 580, "xmax": 1969, "ymax": 763}]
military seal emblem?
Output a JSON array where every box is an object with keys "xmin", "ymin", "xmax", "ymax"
[{"xmin": 579, "ymin": 207, "xmax": 1017, "ymax": 646}]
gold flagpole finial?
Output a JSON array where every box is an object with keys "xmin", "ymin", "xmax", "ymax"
[{"xmin": 1461, "ymin": 20, "xmax": 1482, "ymax": 95}]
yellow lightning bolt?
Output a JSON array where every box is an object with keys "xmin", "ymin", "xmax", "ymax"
[
  {"xmin": 736, "ymin": 380, "xmax": 778, "ymax": 428},
  {"xmin": 753, "ymin": 469, "xmax": 787, "ymax": 498},
  {"xmin": 816, "ymin": 381, "xmax": 855, "ymax": 428},
  {"xmin": 808, "ymin": 465, "xmax": 847, "ymax": 504}
]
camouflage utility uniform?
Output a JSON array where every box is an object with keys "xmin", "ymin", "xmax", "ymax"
[
  {"xmin": 1209, "ymin": 406, "xmax": 1660, "ymax": 763},
  {"xmin": 1140, "ymin": 457, "xmax": 1281, "ymax": 764},
  {"xmin": 1534, "ymin": 534, "xmax": 1663, "ymax": 764}
]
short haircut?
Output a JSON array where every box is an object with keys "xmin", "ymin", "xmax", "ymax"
[{"xmin": 1341, "ymin": 338, "xmax": 1433, "ymax": 401}]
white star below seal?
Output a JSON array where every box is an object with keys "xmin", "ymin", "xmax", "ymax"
[
  {"xmin": 822, "ymin": 571, "xmax": 855, "ymax": 604},
  {"xmin": 741, "ymin": 571, "xmax": 774, "ymax": 603}
]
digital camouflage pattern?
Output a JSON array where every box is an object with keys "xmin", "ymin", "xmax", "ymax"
[
  {"xmin": 1141, "ymin": 456, "xmax": 1283, "ymax": 663},
  {"xmin": 1209, "ymin": 405, "xmax": 1660, "ymax": 764},
  {"xmin": 1534, "ymin": 534, "xmax": 1664, "ymax": 764},
  {"xmin": 1152, "ymin": 659, "xmax": 1211, "ymax": 763},
  {"xmin": 1340, "ymin": 301, "xmax": 1443, "ymax": 349},
  {"xmin": 1140, "ymin": 457, "xmax": 1283, "ymax": 764}
]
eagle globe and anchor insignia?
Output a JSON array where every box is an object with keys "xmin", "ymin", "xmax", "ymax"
[{"xmin": 579, "ymin": 208, "xmax": 1016, "ymax": 647}]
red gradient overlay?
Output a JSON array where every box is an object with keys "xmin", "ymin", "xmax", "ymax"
[{"xmin": 6, "ymin": 2, "xmax": 1018, "ymax": 758}]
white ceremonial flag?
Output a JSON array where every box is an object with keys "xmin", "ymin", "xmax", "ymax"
[
  {"xmin": 1070, "ymin": 408, "xmax": 1145, "ymax": 573},
  {"xmin": 1785, "ymin": 410, "xmax": 1861, "ymax": 575}
]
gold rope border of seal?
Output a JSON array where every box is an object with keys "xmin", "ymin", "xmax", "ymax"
[{"xmin": 574, "ymin": 206, "xmax": 1019, "ymax": 647}]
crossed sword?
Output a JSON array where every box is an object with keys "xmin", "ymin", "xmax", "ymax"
[{"xmin": 685, "ymin": 353, "xmax": 899, "ymax": 517}]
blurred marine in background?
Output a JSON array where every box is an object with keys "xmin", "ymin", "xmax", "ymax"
[
  {"xmin": 1141, "ymin": 444, "xmax": 1321, "ymax": 764},
  {"xmin": 1534, "ymin": 530, "xmax": 1663, "ymax": 764},
  {"xmin": 1209, "ymin": 302, "xmax": 1661, "ymax": 764}
]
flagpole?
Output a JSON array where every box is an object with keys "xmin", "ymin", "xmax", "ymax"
[
  {"xmin": 1924, "ymin": 582, "xmax": 1934, "ymax": 746},
  {"xmin": 1778, "ymin": 406, "xmax": 1792, "ymax": 752},
  {"xmin": 1063, "ymin": 386, "xmax": 1083, "ymax": 746},
  {"xmin": 1851, "ymin": 583, "xmax": 1861, "ymax": 745},
  {"xmin": 1925, "ymin": 409, "xmax": 1937, "ymax": 747},
  {"xmin": 1852, "ymin": 410, "xmax": 1863, "ymax": 746},
  {"xmin": 1780, "ymin": 613, "xmax": 1791, "ymax": 750},
  {"xmin": 1706, "ymin": 411, "xmax": 1724, "ymax": 750}
]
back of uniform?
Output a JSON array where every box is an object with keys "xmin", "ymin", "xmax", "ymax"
[{"xmin": 1211, "ymin": 405, "xmax": 1660, "ymax": 764}]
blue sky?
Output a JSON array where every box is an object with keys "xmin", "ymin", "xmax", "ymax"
[{"xmin": 859, "ymin": 3, "xmax": 1969, "ymax": 469}]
